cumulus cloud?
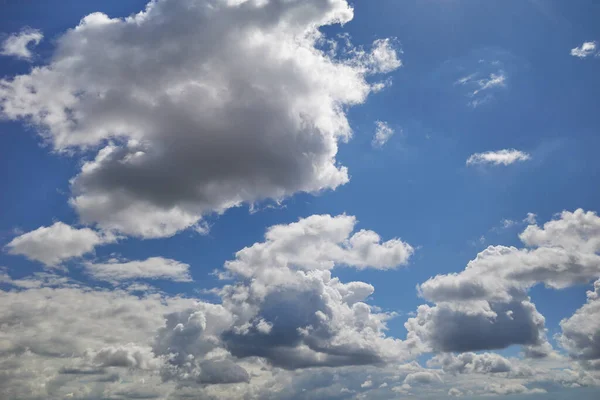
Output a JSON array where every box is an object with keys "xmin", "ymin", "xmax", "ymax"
[
  {"xmin": 403, "ymin": 371, "xmax": 441, "ymax": 386},
  {"xmin": 223, "ymin": 214, "xmax": 413, "ymax": 277},
  {"xmin": 466, "ymin": 149, "xmax": 531, "ymax": 166},
  {"xmin": 84, "ymin": 257, "xmax": 192, "ymax": 283},
  {"xmin": 0, "ymin": 0, "xmax": 401, "ymax": 239},
  {"xmin": 5, "ymin": 222, "xmax": 112, "ymax": 266},
  {"xmin": 428, "ymin": 352, "xmax": 533, "ymax": 377},
  {"xmin": 407, "ymin": 209, "xmax": 600, "ymax": 356},
  {"xmin": 571, "ymin": 41, "xmax": 598, "ymax": 58},
  {"xmin": 559, "ymin": 279, "xmax": 600, "ymax": 370},
  {"xmin": 0, "ymin": 28, "xmax": 43, "ymax": 60},
  {"xmin": 372, "ymin": 121, "xmax": 396, "ymax": 148}
]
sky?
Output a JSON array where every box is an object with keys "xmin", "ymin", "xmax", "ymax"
[{"xmin": 1, "ymin": 0, "xmax": 600, "ymax": 399}]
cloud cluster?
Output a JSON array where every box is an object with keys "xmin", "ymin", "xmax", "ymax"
[
  {"xmin": 407, "ymin": 209, "xmax": 600, "ymax": 357},
  {"xmin": 0, "ymin": 28, "xmax": 43, "ymax": 60},
  {"xmin": 0, "ymin": 0, "xmax": 401, "ymax": 239}
]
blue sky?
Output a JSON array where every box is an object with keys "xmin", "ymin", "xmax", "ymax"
[{"xmin": 1, "ymin": 1, "xmax": 600, "ymax": 399}]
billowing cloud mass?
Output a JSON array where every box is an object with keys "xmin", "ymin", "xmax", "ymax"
[
  {"xmin": 559, "ymin": 279, "xmax": 600, "ymax": 370},
  {"xmin": 0, "ymin": 28, "xmax": 43, "ymax": 60},
  {"xmin": 0, "ymin": 0, "xmax": 401, "ymax": 238},
  {"xmin": 5, "ymin": 222, "xmax": 112, "ymax": 266},
  {"xmin": 84, "ymin": 257, "xmax": 192, "ymax": 283},
  {"xmin": 0, "ymin": 215, "xmax": 418, "ymax": 399},
  {"xmin": 372, "ymin": 120, "xmax": 395, "ymax": 148},
  {"xmin": 571, "ymin": 41, "xmax": 598, "ymax": 58},
  {"xmin": 1, "ymin": 211, "xmax": 600, "ymax": 398},
  {"xmin": 407, "ymin": 209, "xmax": 600, "ymax": 357},
  {"xmin": 466, "ymin": 149, "xmax": 531, "ymax": 166}
]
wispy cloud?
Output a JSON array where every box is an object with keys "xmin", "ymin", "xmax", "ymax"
[
  {"xmin": 455, "ymin": 64, "xmax": 507, "ymax": 108},
  {"xmin": 372, "ymin": 120, "xmax": 396, "ymax": 148},
  {"xmin": 571, "ymin": 41, "xmax": 598, "ymax": 58},
  {"xmin": 0, "ymin": 28, "xmax": 43, "ymax": 60},
  {"xmin": 466, "ymin": 149, "xmax": 531, "ymax": 166}
]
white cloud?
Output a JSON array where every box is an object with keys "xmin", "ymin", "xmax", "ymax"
[
  {"xmin": 409, "ymin": 209, "xmax": 600, "ymax": 358},
  {"xmin": 372, "ymin": 120, "xmax": 396, "ymax": 148},
  {"xmin": 365, "ymin": 38, "xmax": 403, "ymax": 74},
  {"xmin": 0, "ymin": 0, "xmax": 401, "ymax": 239},
  {"xmin": 466, "ymin": 149, "xmax": 531, "ymax": 166},
  {"xmin": 0, "ymin": 28, "xmax": 43, "ymax": 60},
  {"xmin": 428, "ymin": 352, "xmax": 534, "ymax": 377},
  {"xmin": 84, "ymin": 257, "xmax": 192, "ymax": 283},
  {"xmin": 223, "ymin": 214, "xmax": 413, "ymax": 278},
  {"xmin": 559, "ymin": 279, "xmax": 600, "ymax": 370},
  {"xmin": 455, "ymin": 61, "xmax": 507, "ymax": 108},
  {"xmin": 404, "ymin": 371, "xmax": 441, "ymax": 386},
  {"xmin": 571, "ymin": 41, "xmax": 598, "ymax": 58},
  {"xmin": 5, "ymin": 222, "xmax": 112, "ymax": 266}
]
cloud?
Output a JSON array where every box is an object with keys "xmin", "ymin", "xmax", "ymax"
[
  {"xmin": 5, "ymin": 222, "xmax": 112, "ymax": 266},
  {"xmin": 428, "ymin": 352, "xmax": 533, "ymax": 377},
  {"xmin": 405, "ymin": 298, "xmax": 548, "ymax": 354},
  {"xmin": 403, "ymin": 371, "xmax": 441, "ymax": 386},
  {"xmin": 455, "ymin": 62, "xmax": 507, "ymax": 108},
  {"xmin": 571, "ymin": 41, "xmax": 598, "ymax": 58},
  {"xmin": 407, "ymin": 209, "xmax": 600, "ymax": 356},
  {"xmin": 84, "ymin": 257, "xmax": 192, "ymax": 283},
  {"xmin": 223, "ymin": 214, "xmax": 414, "ymax": 277},
  {"xmin": 559, "ymin": 279, "xmax": 600, "ymax": 370},
  {"xmin": 0, "ymin": 28, "xmax": 43, "ymax": 60},
  {"xmin": 485, "ymin": 383, "xmax": 546, "ymax": 396},
  {"xmin": 372, "ymin": 121, "xmax": 396, "ymax": 148},
  {"xmin": 0, "ymin": 0, "xmax": 401, "ymax": 239},
  {"xmin": 209, "ymin": 215, "xmax": 413, "ymax": 370},
  {"xmin": 466, "ymin": 149, "xmax": 531, "ymax": 166}
]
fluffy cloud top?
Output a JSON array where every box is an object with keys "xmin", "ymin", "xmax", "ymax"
[
  {"xmin": 0, "ymin": 0, "xmax": 401, "ymax": 239},
  {"xmin": 0, "ymin": 28, "xmax": 43, "ymax": 60},
  {"xmin": 5, "ymin": 222, "xmax": 111, "ymax": 266},
  {"xmin": 224, "ymin": 214, "xmax": 414, "ymax": 278},
  {"xmin": 466, "ymin": 149, "xmax": 531, "ymax": 166},
  {"xmin": 84, "ymin": 257, "xmax": 192, "ymax": 283}
]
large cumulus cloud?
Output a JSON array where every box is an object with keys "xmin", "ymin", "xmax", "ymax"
[
  {"xmin": 406, "ymin": 209, "xmax": 600, "ymax": 357},
  {"xmin": 0, "ymin": 0, "xmax": 401, "ymax": 238}
]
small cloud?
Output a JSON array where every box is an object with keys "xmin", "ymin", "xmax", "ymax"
[
  {"xmin": 361, "ymin": 380, "xmax": 373, "ymax": 388},
  {"xmin": 455, "ymin": 60, "xmax": 507, "ymax": 107},
  {"xmin": 571, "ymin": 41, "xmax": 598, "ymax": 58},
  {"xmin": 372, "ymin": 121, "xmax": 396, "ymax": 148},
  {"xmin": 502, "ymin": 219, "xmax": 517, "ymax": 229},
  {"xmin": 524, "ymin": 212, "xmax": 537, "ymax": 225},
  {"xmin": 466, "ymin": 149, "xmax": 531, "ymax": 166},
  {"xmin": 1, "ymin": 28, "xmax": 43, "ymax": 60}
]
